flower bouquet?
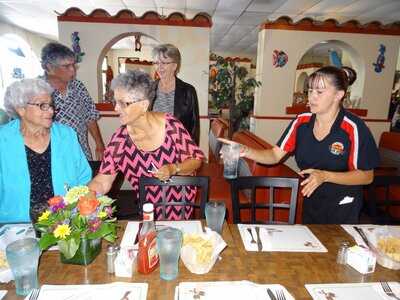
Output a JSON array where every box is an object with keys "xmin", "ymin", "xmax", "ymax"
[{"xmin": 35, "ymin": 186, "xmax": 117, "ymax": 265}]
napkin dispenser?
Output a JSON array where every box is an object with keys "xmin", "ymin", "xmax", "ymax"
[
  {"xmin": 346, "ymin": 245, "xmax": 376, "ymax": 274},
  {"xmin": 114, "ymin": 247, "xmax": 137, "ymax": 277}
]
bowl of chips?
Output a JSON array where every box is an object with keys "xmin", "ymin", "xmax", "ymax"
[
  {"xmin": 180, "ymin": 228, "xmax": 227, "ymax": 274},
  {"xmin": 369, "ymin": 226, "xmax": 400, "ymax": 270}
]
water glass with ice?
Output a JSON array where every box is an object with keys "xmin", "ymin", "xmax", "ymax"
[
  {"xmin": 6, "ymin": 238, "xmax": 40, "ymax": 296},
  {"xmin": 221, "ymin": 143, "xmax": 240, "ymax": 179},
  {"xmin": 156, "ymin": 227, "xmax": 183, "ymax": 281},
  {"xmin": 205, "ymin": 201, "xmax": 226, "ymax": 234}
]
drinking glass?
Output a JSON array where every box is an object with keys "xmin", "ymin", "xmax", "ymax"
[
  {"xmin": 6, "ymin": 238, "xmax": 40, "ymax": 296},
  {"xmin": 205, "ymin": 201, "xmax": 226, "ymax": 234},
  {"xmin": 156, "ymin": 227, "xmax": 183, "ymax": 281},
  {"xmin": 221, "ymin": 143, "xmax": 240, "ymax": 179}
]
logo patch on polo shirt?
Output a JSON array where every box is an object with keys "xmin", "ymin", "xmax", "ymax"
[{"xmin": 330, "ymin": 142, "xmax": 344, "ymax": 155}]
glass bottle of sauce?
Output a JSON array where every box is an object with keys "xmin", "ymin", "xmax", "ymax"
[{"xmin": 137, "ymin": 203, "xmax": 159, "ymax": 274}]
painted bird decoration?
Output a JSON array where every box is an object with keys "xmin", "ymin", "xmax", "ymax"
[{"xmin": 329, "ymin": 49, "xmax": 342, "ymax": 68}]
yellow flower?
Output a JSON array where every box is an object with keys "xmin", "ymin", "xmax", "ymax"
[
  {"xmin": 64, "ymin": 186, "xmax": 89, "ymax": 204},
  {"xmin": 53, "ymin": 224, "xmax": 71, "ymax": 239},
  {"xmin": 98, "ymin": 211, "xmax": 107, "ymax": 218},
  {"xmin": 38, "ymin": 210, "xmax": 51, "ymax": 222}
]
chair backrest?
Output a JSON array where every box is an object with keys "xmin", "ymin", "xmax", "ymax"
[
  {"xmin": 138, "ymin": 175, "xmax": 209, "ymax": 220},
  {"xmin": 229, "ymin": 176, "xmax": 299, "ymax": 224},
  {"xmin": 367, "ymin": 175, "xmax": 400, "ymax": 224}
]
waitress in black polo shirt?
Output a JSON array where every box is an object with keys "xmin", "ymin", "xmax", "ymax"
[{"xmin": 220, "ymin": 66, "xmax": 380, "ymax": 224}]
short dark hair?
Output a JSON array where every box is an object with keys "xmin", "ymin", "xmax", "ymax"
[{"xmin": 41, "ymin": 42, "xmax": 75, "ymax": 71}]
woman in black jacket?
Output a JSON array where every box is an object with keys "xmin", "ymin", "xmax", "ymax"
[{"xmin": 151, "ymin": 44, "xmax": 200, "ymax": 145}]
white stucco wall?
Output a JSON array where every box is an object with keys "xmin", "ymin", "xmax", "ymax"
[
  {"xmin": 0, "ymin": 21, "xmax": 54, "ymax": 60},
  {"xmin": 253, "ymin": 28, "xmax": 399, "ymax": 153}
]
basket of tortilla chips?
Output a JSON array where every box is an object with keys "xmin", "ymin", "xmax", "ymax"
[
  {"xmin": 369, "ymin": 226, "xmax": 400, "ymax": 270},
  {"xmin": 180, "ymin": 228, "xmax": 227, "ymax": 274}
]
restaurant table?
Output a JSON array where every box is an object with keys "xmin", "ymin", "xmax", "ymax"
[{"xmin": 0, "ymin": 222, "xmax": 399, "ymax": 299}]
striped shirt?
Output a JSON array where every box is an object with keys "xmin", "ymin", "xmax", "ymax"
[{"xmin": 153, "ymin": 89, "xmax": 175, "ymax": 114}]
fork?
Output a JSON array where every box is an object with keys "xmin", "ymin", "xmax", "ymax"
[
  {"xmin": 381, "ymin": 282, "xmax": 400, "ymax": 300},
  {"xmin": 276, "ymin": 289, "xmax": 286, "ymax": 300},
  {"xmin": 246, "ymin": 227, "xmax": 256, "ymax": 244},
  {"xmin": 29, "ymin": 288, "xmax": 40, "ymax": 300}
]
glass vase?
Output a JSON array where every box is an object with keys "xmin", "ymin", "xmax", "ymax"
[{"xmin": 60, "ymin": 238, "xmax": 102, "ymax": 265}]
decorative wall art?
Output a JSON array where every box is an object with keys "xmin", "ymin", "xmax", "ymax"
[
  {"xmin": 373, "ymin": 44, "xmax": 385, "ymax": 73},
  {"xmin": 71, "ymin": 31, "xmax": 85, "ymax": 63},
  {"xmin": 272, "ymin": 50, "xmax": 288, "ymax": 68}
]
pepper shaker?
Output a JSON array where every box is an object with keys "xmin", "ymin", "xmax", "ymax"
[
  {"xmin": 106, "ymin": 244, "xmax": 119, "ymax": 274},
  {"xmin": 337, "ymin": 241, "xmax": 350, "ymax": 264}
]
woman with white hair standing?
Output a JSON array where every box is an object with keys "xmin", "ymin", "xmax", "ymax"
[{"xmin": 0, "ymin": 78, "xmax": 91, "ymax": 223}]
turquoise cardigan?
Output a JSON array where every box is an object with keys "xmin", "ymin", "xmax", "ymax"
[{"xmin": 0, "ymin": 119, "xmax": 92, "ymax": 223}]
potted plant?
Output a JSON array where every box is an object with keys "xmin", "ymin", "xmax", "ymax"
[
  {"xmin": 35, "ymin": 186, "xmax": 117, "ymax": 265},
  {"xmin": 209, "ymin": 53, "xmax": 261, "ymax": 137}
]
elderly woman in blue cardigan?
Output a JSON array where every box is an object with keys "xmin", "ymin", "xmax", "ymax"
[{"xmin": 0, "ymin": 78, "xmax": 91, "ymax": 223}]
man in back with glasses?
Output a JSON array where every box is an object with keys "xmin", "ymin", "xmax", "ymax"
[{"xmin": 40, "ymin": 42, "xmax": 105, "ymax": 161}]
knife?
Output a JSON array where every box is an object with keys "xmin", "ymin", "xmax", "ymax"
[
  {"xmin": 267, "ymin": 288, "xmax": 277, "ymax": 300},
  {"xmin": 353, "ymin": 226, "xmax": 370, "ymax": 248},
  {"xmin": 255, "ymin": 226, "xmax": 263, "ymax": 251},
  {"xmin": 134, "ymin": 222, "xmax": 143, "ymax": 244}
]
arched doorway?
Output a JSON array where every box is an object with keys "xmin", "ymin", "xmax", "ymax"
[
  {"xmin": 96, "ymin": 32, "xmax": 159, "ymax": 102},
  {"xmin": 294, "ymin": 40, "xmax": 364, "ymax": 108}
]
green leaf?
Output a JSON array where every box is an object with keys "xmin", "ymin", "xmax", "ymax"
[
  {"xmin": 86, "ymin": 223, "xmax": 116, "ymax": 241},
  {"xmin": 58, "ymin": 237, "xmax": 79, "ymax": 259},
  {"xmin": 38, "ymin": 233, "xmax": 58, "ymax": 250}
]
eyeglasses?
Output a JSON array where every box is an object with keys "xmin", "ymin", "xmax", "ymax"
[
  {"xmin": 27, "ymin": 102, "xmax": 55, "ymax": 111},
  {"xmin": 154, "ymin": 61, "xmax": 175, "ymax": 66},
  {"xmin": 114, "ymin": 99, "xmax": 145, "ymax": 109},
  {"xmin": 57, "ymin": 62, "xmax": 78, "ymax": 69}
]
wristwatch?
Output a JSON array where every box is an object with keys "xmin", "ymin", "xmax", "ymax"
[{"xmin": 175, "ymin": 163, "xmax": 181, "ymax": 174}]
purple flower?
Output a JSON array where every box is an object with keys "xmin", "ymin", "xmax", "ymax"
[
  {"xmin": 88, "ymin": 218, "xmax": 101, "ymax": 232},
  {"xmin": 105, "ymin": 206, "xmax": 113, "ymax": 217}
]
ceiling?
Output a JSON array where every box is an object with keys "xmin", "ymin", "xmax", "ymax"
[{"xmin": 0, "ymin": 0, "xmax": 399, "ymax": 57}]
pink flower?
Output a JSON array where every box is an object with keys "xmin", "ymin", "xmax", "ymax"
[{"xmin": 88, "ymin": 218, "xmax": 101, "ymax": 232}]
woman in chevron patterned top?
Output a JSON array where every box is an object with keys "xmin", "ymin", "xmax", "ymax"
[{"xmin": 88, "ymin": 70, "xmax": 204, "ymax": 220}]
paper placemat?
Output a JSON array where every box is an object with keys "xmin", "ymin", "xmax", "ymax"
[
  {"xmin": 305, "ymin": 281, "xmax": 400, "ymax": 300},
  {"xmin": 24, "ymin": 282, "xmax": 148, "ymax": 300},
  {"xmin": 120, "ymin": 221, "xmax": 203, "ymax": 249},
  {"xmin": 340, "ymin": 224, "xmax": 397, "ymax": 247},
  {"xmin": 175, "ymin": 281, "xmax": 294, "ymax": 300},
  {"xmin": 238, "ymin": 224, "xmax": 327, "ymax": 252}
]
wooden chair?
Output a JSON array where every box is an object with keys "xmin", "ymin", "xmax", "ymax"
[
  {"xmin": 366, "ymin": 175, "xmax": 400, "ymax": 224},
  {"xmin": 138, "ymin": 176, "xmax": 209, "ymax": 220},
  {"xmin": 229, "ymin": 176, "xmax": 299, "ymax": 224}
]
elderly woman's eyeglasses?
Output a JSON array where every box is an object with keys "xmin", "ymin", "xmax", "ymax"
[
  {"xmin": 114, "ymin": 99, "xmax": 145, "ymax": 109},
  {"xmin": 154, "ymin": 61, "xmax": 175, "ymax": 66},
  {"xmin": 57, "ymin": 62, "xmax": 78, "ymax": 69},
  {"xmin": 27, "ymin": 102, "xmax": 55, "ymax": 111}
]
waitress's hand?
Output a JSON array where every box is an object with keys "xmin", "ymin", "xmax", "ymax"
[
  {"xmin": 154, "ymin": 164, "xmax": 175, "ymax": 182},
  {"xmin": 299, "ymin": 169, "xmax": 327, "ymax": 197},
  {"xmin": 218, "ymin": 138, "xmax": 249, "ymax": 158}
]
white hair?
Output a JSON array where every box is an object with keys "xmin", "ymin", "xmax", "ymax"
[{"xmin": 4, "ymin": 78, "xmax": 53, "ymax": 118}]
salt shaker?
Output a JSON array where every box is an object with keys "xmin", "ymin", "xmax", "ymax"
[
  {"xmin": 337, "ymin": 241, "xmax": 350, "ymax": 264},
  {"xmin": 106, "ymin": 244, "xmax": 119, "ymax": 274}
]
